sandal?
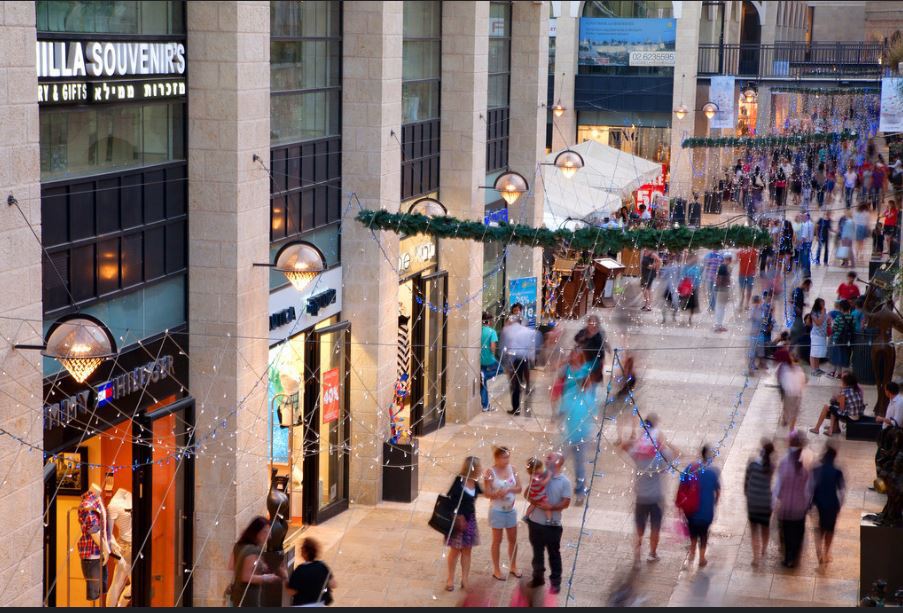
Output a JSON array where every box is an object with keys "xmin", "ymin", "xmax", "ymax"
[
  {"xmin": 808, "ymin": 428, "xmax": 820, "ymax": 435},
  {"xmin": 445, "ymin": 585, "xmax": 454, "ymax": 592},
  {"xmin": 510, "ymin": 570, "xmax": 523, "ymax": 579},
  {"xmin": 492, "ymin": 573, "xmax": 505, "ymax": 581}
]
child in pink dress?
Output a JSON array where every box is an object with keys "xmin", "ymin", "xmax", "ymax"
[{"xmin": 525, "ymin": 457, "xmax": 554, "ymax": 524}]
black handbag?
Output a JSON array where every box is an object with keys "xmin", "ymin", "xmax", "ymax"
[{"xmin": 428, "ymin": 493, "xmax": 457, "ymax": 536}]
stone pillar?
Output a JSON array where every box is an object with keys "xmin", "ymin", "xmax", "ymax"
[
  {"xmin": 0, "ymin": 3, "xmax": 43, "ymax": 606},
  {"xmin": 186, "ymin": 1, "xmax": 271, "ymax": 605},
  {"xmin": 507, "ymin": 1, "xmax": 549, "ymax": 310},
  {"xmin": 438, "ymin": 1, "xmax": 489, "ymax": 425},
  {"xmin": 340, "ymin": 1, "xmax": 402, "ymax": 505},
  {"xmin": 669, "ymin": 1, "xmax": 702, "ymax": 200},
  {"xmin": 550, "ymin": 11, "xmax": 578, "ymax": 152}
]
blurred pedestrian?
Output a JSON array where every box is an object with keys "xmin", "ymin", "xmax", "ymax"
[
  {"xmin": 809, "ymin": 443, "xmax": 845, "ymax": 566},
  {"xmin": 484, "ymin": 447, "xmax": 523, "ymax": 581},
  {"xmin": 744, "ymin": 439, "xmax": 775, "ymax": 567},
  {"xmin": 776, "ymin": 351, "xmax": 807, "ymax": 431},
  {"xmin": 574, "ymin": 314, "xmax": 606, "ymax": 384},
  {"xmin": 555, "ymin": 349, "xmax": 597, "ymax": 505},
  {"xmin": 499, "ymin": 316, "xmax": 542, "ymax": 416},
  {"xmin": 228, "ymin": 516, "xmax": 283, "ymax": 607},
  {"xmin": 736, "ymin": 246, "xmax": 758, "ymax": 313},
  {"xmin": 815, "ymin": 210, "xmax": 832, "ymax": 265},
  {"xmin": 702, "ymin": 250, "xmax": 724, "ymax": 313},
  {"xmin": 682, "ymin": 446, "xmax": 721, "ymax": 568},
  {"xmin": 774, "ymin": 432, "xmax": 811, "ymax": 568},
  {"xmin": 286, "ymin": 537, "xmax": 336, "ymax": 606},
  {"xmin": 640, "ymin": 248, "xmax": 661, "ymax": 312},
  {"xmin": 479, "ymin": 312, "xmax": 501, "ymax": 412},
  {"xmin": 809, "ymin": 298, "xmax": 828, "ymax": 377}
]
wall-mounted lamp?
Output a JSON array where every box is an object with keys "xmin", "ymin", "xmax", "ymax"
[
  {"xmin": 254, "ymin": 241, "xmax": 327, "ymax": 292},
  {"xmin": 480, "ymin": 171, "xmax": 529, "ymax": 206},
  {"xmin": 16, "ymin": 314, "xmax": 118, "ymax": 383}
]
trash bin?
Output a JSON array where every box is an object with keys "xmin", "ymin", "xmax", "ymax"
[{"xmin": 851, "ymin": 328, "xmax": 877, "ymax": 386}]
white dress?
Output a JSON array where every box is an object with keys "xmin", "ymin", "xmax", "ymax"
[{"xmin": 810, "ymin": 313, "xmax": 828, "ymax": 359}]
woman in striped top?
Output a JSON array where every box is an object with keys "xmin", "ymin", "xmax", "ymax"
[{"xmin": 744, "ymin": 439, "xmax": 775, "ymax": 567}]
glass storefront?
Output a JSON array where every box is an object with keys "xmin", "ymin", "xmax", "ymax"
[
  {"xmin": 36, "ymin": 0, "xmax": 185, "ymax": 35},
  {"xmin": 267, "ymin": 316, "xmax": 350, "ymax": 525},
  {"xmin": 577, "ymin": 124, "xmax": 671, "ymax": 165}
]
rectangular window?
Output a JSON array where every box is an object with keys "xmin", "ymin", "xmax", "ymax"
[
  {"xmin": 488, "ymin": 2, "xmax": 511, "ymax": 110},
  {"xmin": 39, "ymin": 102, "xmax": 185, "ymax": 181},
  {"xmin": 402, "ymin": 1, "xmax": 441, "ymax": 123},
  {"xmin": 36, "ymin": 0, "xmax": 185, "ymax": 35},
  {"xmin": 270, "ymin": 1, "xmax": 341, "ymax": 146}
]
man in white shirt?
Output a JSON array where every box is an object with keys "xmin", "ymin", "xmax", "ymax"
[
  {"xmin": 499, "ymin": 316, "xmax": 542, "ymax": 415},
  {"xmin": 878, "ymin": 381, "xmax": 903, "ymax": 429},
  {"xmin": 797, "ymin": 212, "xmax": 814, "ymax": 278}
]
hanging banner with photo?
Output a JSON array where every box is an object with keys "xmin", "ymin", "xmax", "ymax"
[
  {"xmin": 578, "ymin": 18, "xmax": 676, "ymax": 67},
  {"xmin": 509, "ymin": 277, "xmax": 538, "ymax": 328},
  {"xmin": 880, "ymin": 78, "xmax": 903, "ymax": 133},
  {"xmin": 709, "ymin": 76, "xmax": 736, "ymax": 130}
]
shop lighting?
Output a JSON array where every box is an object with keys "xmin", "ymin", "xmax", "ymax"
[
  {"xmin": 255, "ymin": 241, "xmax": 327, "ymax": 292},
  {"xmin": 551, "ymin": 103, "xmax": 566, "ymax": 118},
  {"xmin": 481, "ymin": 171, "xmax": 529, "ymax": 206},
  {"xmin": 408, "ymin": 197, "xmax": 448, "ymax": 218},
  {"xmin": 743, "ymin": 85, "xmax": 758, "ymax": 103},
  {"xmin": 15, "ymin": 315, "xmax": 118, "ymax": 383},
  {"xmin": 674, "ymin": 104, "xmax": 689, "ymax": 120},
  {"xmin": 551, "ymin": 150, "xmax": 585, "ymax": 179},
  {"xmin": 702, "ymin": 101, "xmax": 719, "ymax": 120}
]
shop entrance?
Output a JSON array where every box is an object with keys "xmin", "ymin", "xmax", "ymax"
[
  {"xmin": 43, "ymin": 396, "xmax": 194, "ymax": 607},
  {"xmin": 398, "ymin": 270, "xmax": 448, "ymax": 437}
]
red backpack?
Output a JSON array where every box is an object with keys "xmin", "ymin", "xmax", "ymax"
[
  {"xmin": 677, "ymin": 277, "xmax": 693, "ymax": 299},
  {"xmin": 675, "ymin": 464, "xmax": 701, "ymax": 516}
]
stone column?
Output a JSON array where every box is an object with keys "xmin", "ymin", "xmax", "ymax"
[
  {"xmin": 669, "ymin": 1, "xmax": 702, "ymax": 200},
  {"xmin": 0, "ymin": 3, "xmax": 43, "ymax": 606},
  {"xmin": 507, "ymin": 0, "xmax": 549, "ymax": 312},
  {"xmin": 438, "ymin": 1, "xmax": 489, "ymax": 425},
  {"xmin": 340, "ymin": 1, "xmax": 402, "ymax": 505},
  {"xmin": 186, "ymin": 1, "xmax": 271, "ymax": 605},
  {"xmin": 550, "ymin": 11, "xmax": 578, "ymax": 152}
]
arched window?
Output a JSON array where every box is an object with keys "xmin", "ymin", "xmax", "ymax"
[{"xmin": 582, "ymin": 1, "xmax": 672, "ymax": 18}]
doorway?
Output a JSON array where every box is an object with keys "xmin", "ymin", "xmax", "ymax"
[
  {"xmin": 739, "ymin": 0, "xmax": 761, "ymax": 76},
  {"xmin": 411, "ymin": 270, "xmax": 448, "ymax": 436}
]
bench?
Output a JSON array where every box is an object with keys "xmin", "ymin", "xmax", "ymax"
[{"xmin": 846, "ymin": 415, "xmax": 881, "ymax": 442}]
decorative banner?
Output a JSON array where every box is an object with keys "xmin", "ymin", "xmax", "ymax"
[
  {"xmin": 321, "ymin": 368, "xmax": 341, "ymax": 424},
  {"xmin": 880, "ymin": 77, "xmax": 903, "ymax": 133},
  {"xmin": 709, "ymin": 76, "xmax": 736, "ymax": 130},
  {"xmin": 578, "ymin": 18, "xmax": 676, "ymax": 67},
  {"xmin": 509, "ymin": 277, "xmax": 538, "ymax": 328}
]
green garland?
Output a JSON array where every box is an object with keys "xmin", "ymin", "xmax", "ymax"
[
  {"xmin": 682, "ymin": 130, "xmax": 858, "ymax": 149},
  {"xmin": 356, "ymin": 209, "xmax": 772, "ymax": 254},
  {"xmin": 771, "ymin": 87, "xmax": 879, "ymax": 96}
]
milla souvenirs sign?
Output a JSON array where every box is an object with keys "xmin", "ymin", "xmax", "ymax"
[
  {"xmin": 43, "ymin": 355, "xmax": 174, "ymax": 430},
  {"xmin": 36, "ymin": 39, "xmax": 187, "ymax": 106}
]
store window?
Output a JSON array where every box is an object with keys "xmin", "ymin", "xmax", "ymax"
[
  {"xmin": 582, "ymin": 0, "xmax": 672, "ymax": 18},
  {"xmin": 270, "ymin": 1, "xmax": 341, "ymax": 146},
  {"xmin": 40, "ymin": 102, "xmax": 185, "ymax": 181},
  {"xmin": 577, "ymin": 124, "xmax": 671, "ymax": 165},
  {"xmin": 488, "ymin": 1, "xmax": 512, "ymax": 110},
  {"xmin": 402, "ymin": 1, "xmax": 441, "ymax": 123},
  {"xmin": 36, "ymin": 0, "xmax": 185, "ymax": 35}
]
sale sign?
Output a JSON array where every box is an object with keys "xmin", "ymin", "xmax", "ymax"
[{"xmin": 321, "ymin": 368, "xmax": 341, "ymax": 424}]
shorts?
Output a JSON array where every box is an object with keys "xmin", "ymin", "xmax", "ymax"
[
  {"xmin": 828, "ymin": 401, "xmax": 859, "ymax": 424},
  {"xmin": 748, "ymin": 513, "xmax": 771, "ymax": 527},
  {"xmin": 687, "ymin": 520, "xmax": 712, "ymax": 546},
  {"xmin": 489, "ymin": 507, "xmax": 518, "ymax": 529},
  {"xmin": 80, "ymin": 558, "xmax": 108, "ymax": 601},
  {"xmin": 635, "ymin": 502, "xmax": 663, "ymax": 532},
  {"xmin": 640, "ymin": 274, "xmax": 656, "ymax": 289},
  {"xmin": 739, "ymin": 275, "xmax": 755, "ymax": 289}
]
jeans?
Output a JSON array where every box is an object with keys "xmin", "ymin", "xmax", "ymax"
[
  {"xmin": 526, "ymin": 519, "xmax": 563, "ymax": 589},
  {"xmin": 568, "ymin": 442, "xmax": 587, "ymax": 496},
  {"xmin": 798, "ymin": 241, "xmax": 812, "ymax": 278},
  {"xmin": 706, "ymin": 280, "xmax": 717, "ymax": 312},
  {"xmin": 508, "ymin": 358, "xmax": 531, "ymax": 413},
  {"xmin": 815, "ymin": 239, "xmax": 829, "ymax": 264},
  {"xmin": 845, "ymin": 186, "xmax": 854, "ymax": 208},
  {"xmin": 480, "ymin": 361, "xmax": 501, "ymax": 409}
]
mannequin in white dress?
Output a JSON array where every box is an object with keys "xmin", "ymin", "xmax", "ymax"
[{"xmin": 106, "ymin": 489, "xmax": 132, "ymax": 607}]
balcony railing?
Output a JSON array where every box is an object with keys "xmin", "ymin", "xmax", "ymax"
[{"xmin": 698, "ymin": 42, "xmax": 884, "ymax": 80}]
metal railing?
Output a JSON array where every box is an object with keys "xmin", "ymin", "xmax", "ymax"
[{"xmin": 698, "ymin": 42, "xmax": 885, "ymax": 79}]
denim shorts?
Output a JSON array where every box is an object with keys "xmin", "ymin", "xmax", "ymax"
[
  {"xmin": 738, "ymin": 275, "xmax": 755, "ymax": 289},
  {"xmin": 489, "ymin": 507, "xmax": 518, "ymax": 529}
]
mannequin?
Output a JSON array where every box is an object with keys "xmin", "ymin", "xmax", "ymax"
[
  {"xmin": 105, "ymin": 489, "xmax": 132, "ymax": 607},
  {"xmin": 78, "ymin": 482, "xmax": 111, "ymax": 602}
]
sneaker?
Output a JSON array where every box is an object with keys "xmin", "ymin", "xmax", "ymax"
[
  {"xmin": 812, "ymin": 369, "xmax": 825, "ymax": 377},
  {"xmin": 647, "ymin": 552, "xmax": 660, "ymax": 562}
]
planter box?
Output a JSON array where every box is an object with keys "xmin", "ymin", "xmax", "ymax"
[{"xmin": 382, "ymin": 440, "xmax": 419, "ymax": 503}]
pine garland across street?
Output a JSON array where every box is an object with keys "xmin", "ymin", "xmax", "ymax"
[
  {"xmin": 681, "ymin": 129, "xmax": 858, "ymax": 149},
  {"xmin": 356, "ymin": 209, "xmax": 772, "ymax": 254}
]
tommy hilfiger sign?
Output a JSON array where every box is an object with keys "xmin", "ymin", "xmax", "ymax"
[{"xmin": 43, "ymin": 355, "xmax": 174, "ymax": 430}]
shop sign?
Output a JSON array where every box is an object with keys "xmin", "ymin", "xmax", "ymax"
[
  {"xmin": 268, "ymin": 266, "xmax": 343, "ymax": 344},
  {"xmin": 36, "ymin": 39, "xmax": 187, "ymax": 106},
  {"xmin": 321, "ymin": 368, "xmax": 341, "ymax": 424},
  {"xmin": 398, "ymin": 236, "xmax": 437, "ymax": 278},
  {"xmin": 509, "ymin": 277, "xmax": 538, "ymax": 328},
  {"xmin": 43, "ymin": 355, "xmax": 175, "ymax": 430},
  {"xmin": 38, "ymin": 78, "xmax": 186, "ymax": 105}
]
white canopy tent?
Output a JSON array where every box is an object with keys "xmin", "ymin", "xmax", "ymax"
[{"xmin": 540, "ymin": 139, "xmax": 662, "ymax": 229}]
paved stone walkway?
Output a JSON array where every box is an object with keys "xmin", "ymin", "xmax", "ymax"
[{"xmin": 291, "ymin": 212, "xmax": 887, "ymax": 607}]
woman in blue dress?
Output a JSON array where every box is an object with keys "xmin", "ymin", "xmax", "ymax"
[{"xmin": 556, "ymin": 349, "xmax": 597, "ymax": 505}]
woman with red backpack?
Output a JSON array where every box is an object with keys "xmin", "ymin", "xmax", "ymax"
[
  {"xmin": 676, "ymin": 445, "xmax": 721, "ymax": 568},
  {"xmin": 677, "ymin": 254, "xmax": 702, "ymax": 326}
]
